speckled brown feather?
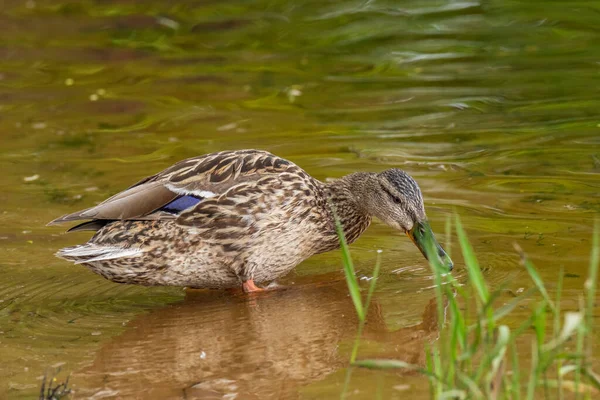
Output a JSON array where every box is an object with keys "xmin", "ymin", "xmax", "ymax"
[{"xmin": 50, "ymin": 149, "xmax": 430, "ymax": 289}]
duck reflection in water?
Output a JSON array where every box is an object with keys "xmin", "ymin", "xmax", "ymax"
[{"xmin": 74, "ymin": 278, "xmax": 443, "ymax": 399}]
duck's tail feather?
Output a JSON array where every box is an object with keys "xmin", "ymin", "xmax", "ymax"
[
  {"xmin": 67, "ymin": 220, "xmax": 112, "ymax": 232},
  {"xmin": 56, "ymin": 244, "xmax": 144, "ymax": 264}
]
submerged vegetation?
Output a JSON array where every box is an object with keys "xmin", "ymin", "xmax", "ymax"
[
  {"xmin": 339, "ymin": 215, "xmax": 600, "ymax": 399},
  {"xmin": 38, "ymin": 368, "xmax": 71, "ymax": 400}
]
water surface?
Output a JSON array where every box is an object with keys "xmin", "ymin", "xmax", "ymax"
[{"xmin": 1, "ymin": 0, "xmax": 599, "ymax": 398}]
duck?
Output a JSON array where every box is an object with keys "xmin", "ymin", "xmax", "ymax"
[{"xmin": 49, "ymin": 149, "xmax": 453, "ymax": 292}]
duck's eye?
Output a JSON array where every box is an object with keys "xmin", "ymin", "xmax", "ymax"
[{"xmin": 382, "ymin": 185, "xmax": 403, "ymax": 204}]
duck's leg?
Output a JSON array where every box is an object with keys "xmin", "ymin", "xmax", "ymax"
[{"xmin": 242, "ymin": 279, "xmax": 264, "ymax": 293}]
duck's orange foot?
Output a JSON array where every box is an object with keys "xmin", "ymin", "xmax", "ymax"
[{"xmin": 242, "ymin": 279, "xmax": 264, "ymax": 293}]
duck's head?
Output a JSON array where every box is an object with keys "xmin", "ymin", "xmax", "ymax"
[{"xmin": 355, "ymin": 168, "xmax": 453, "ymax": 271}]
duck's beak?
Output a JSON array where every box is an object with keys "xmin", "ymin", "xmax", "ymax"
[{"xmin": 407, "ymin": 220, "xmax": 453, "ymax": 271}]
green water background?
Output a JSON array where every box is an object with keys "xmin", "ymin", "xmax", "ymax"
[{"xmin": 1, "ymin": 0, "xmax": 599, "ymax": 398}]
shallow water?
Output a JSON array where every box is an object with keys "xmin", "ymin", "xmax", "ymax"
[{"xmin": 1, "ymin": 0, "xmax": 599, "ymax": 398}]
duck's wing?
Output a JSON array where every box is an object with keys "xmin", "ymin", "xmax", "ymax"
[
  {"xmin": 175, "ymin": 171, "xmax": 318, "ymax": 249},
  {"xmin": 48, "ymin": 150, "xmax": 301, "ymax": 228}
]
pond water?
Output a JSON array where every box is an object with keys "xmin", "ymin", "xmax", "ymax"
[{"xmin": 1, "ymin": 0, "xmax": 599, "ymax": 398}]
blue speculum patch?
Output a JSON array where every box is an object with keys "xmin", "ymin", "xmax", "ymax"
[{"xmin": 161, "ymin": 195, "xmax": 202, "ymax": 214}]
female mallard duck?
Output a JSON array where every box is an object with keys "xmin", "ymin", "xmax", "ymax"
[{"xmin": 49, "ymin": 149, "xmax": 452, "ymax": 292}]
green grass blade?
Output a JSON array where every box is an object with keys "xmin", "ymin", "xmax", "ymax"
[
  {"xmin": 513, "ymin": 243, "xmax": 556, "ymax": 314},
  {"xmin": 455, "ymin": 214, "xmax": 495, "ymax": 342},
  {"xmin": 585, "ymin": 221, "xmax": 599, "ymax": 356},
  {"xmin": 455, "ymin": 215, "xmax": 489, "ymax": 304},
  {"xmin": 526, "ymin": 338, "xmax": 539, "ymax": 400},
  {"xmin": 511, "ymin": 340, "xmax": 521, "ymax": 400},
  {"xmin": 348, "ymin": 251, "xmax": 382, "ymax": 364},
  {"xmin": 542, "ymin": 311, "xmax": 584, "ymax": 353},
  {"xmin": 581, "ymin": 368, "xmax": 600, "ymax": 391},
  {"xmin": 555, "ymin": 267, "xmax": 565, "ymax": 400},
  {"xmin": 489, "ymin": 287, "xmax": 538, "ymax": 326},
  {"xmin": 532, "ymin": 303, "xmax": 547, "ymax": 363},
  {"xmin": 426, "ymin": 346, "xmax": 435, "ymax": 399},
  {"xmin": 333, "ymin": 211, "xmax": 364, "ymax": 321},
  {"xmin": 446, "ymin": 289, "xmax": 462, "ymax": 387},
  {"xmin": 449, "ymin": 291, "xmax": 467, "ymax": 350},
  {"xmin": 486, "ymin": 325, "xmax": 510, "ymax": 394},
  {"xmin": 421, "ymin": 226, "xmax": 449, "ymax": 337},
  {"xmin": 433, "ymin": 346, "xmax": 444, "ymax": 398},
  {"xmin": 440, "ymin": 390, "xmax": 467, "ymax": 400},
  {"xmin": 445, "ymin": 214, "xmax": 452, "ymax": 258},
  {"xmin": 340, "ymin": 366, "xmax": 354, "ymax": 400},
  {"xmin": 581, "ymin": 221, "xmax": 599, "ymax": 400},
  {"xmin": 574, "ymin": 297, "xmax": 586, "ymax": 399},
  {"xmin": 457, "ymin": 371, "xmax": 485, "ymax": 399},
  {"xmin": 364, "ymin": 250, "xmax": 382, "ymax": 318}
]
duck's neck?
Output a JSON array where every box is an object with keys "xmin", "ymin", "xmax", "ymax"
[{"xmin": 321, "ymin": 172, "xmax": 376, "ymax": 249}]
